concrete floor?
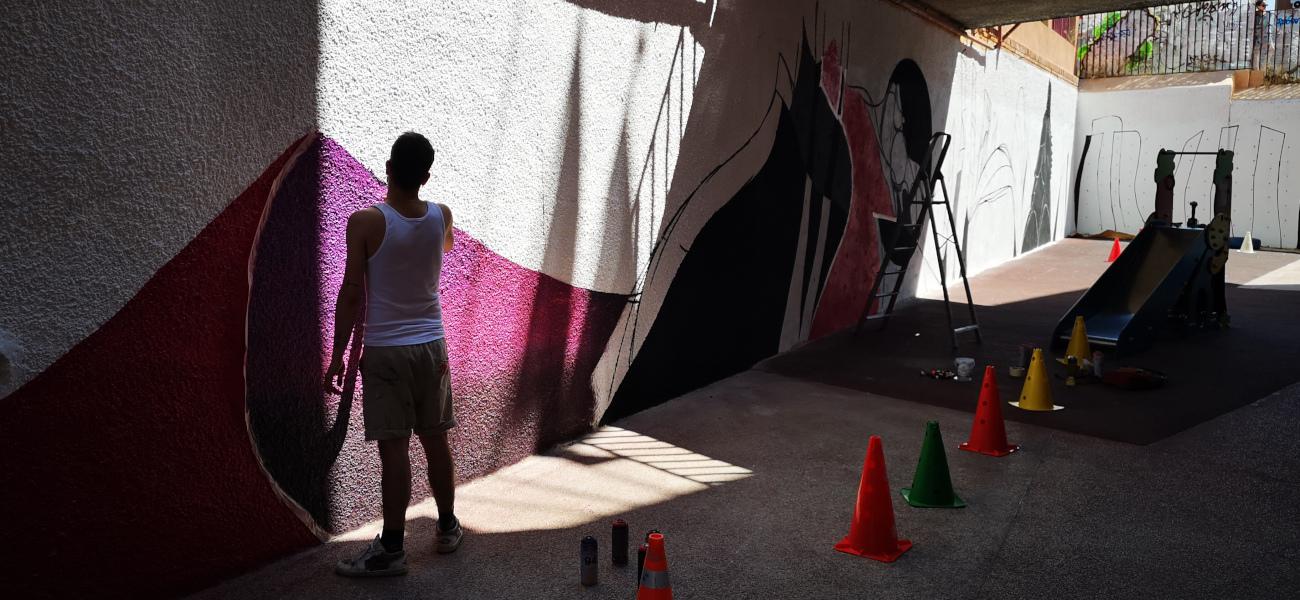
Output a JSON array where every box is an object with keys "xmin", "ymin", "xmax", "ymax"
[{"xmin": 193, "ymin": 368, "xmax": 1300, "ymax": 599}]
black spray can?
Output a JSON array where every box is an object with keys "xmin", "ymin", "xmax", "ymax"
[
  {"xmin": 612, "ymin": 519, "xmax": 629, "ymax": 566},
  {"xmin": 636, "ymin": 543, "xmax": 648, "ymax": 582},
  {"xmin": 580, "ymin": 536, "xmax": 598, "ymax": 586}
]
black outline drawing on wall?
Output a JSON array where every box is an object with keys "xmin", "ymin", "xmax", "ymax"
[
  {"xmin": 1077, "ymin": 114, "xmax": 1294, "ymax": 248},
  {"xmin": 1251, "ymin": 126, "xmax": 1285, "ymax": 244}
]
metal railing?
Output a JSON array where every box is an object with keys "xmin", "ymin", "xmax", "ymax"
[
  {"xmin": 1076, "ymin": 2, "xmax": 1254, "ymax": 78},
  {"xmin": 1261, "ymin": 9, "xmax": 1300, "ymax": 83},
  {"xmin": 1075, "ymin": 2, "xmax": 1300, "ymax": 82}
]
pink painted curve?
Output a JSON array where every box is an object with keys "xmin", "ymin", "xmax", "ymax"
[{"xmin": 245, "ymin": 135, "xmax": 629, "ymax": 533}]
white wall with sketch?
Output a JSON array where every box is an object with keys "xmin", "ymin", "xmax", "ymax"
[{"xmin": 1075, "ymin": 76, "xmax": 1300, "ymax": 249}]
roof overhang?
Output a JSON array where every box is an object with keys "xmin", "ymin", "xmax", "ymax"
[{"xmin": 909, "ymin": 0, "xmax": 1183, "ymax": 29}]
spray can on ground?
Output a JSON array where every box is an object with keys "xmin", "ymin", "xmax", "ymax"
[
  {"xmin": 580, "ymin": 536, "xmax": 598, "ymax": 586},
  {"xmin": 611, "ymin": 519, "xmax": 628, "ymax": 566},
  {"xmin": 1092, "ymin": 351, "xmax": 1104, "ymax": 377},
  {"xmin": 636, "ymin": 543, "xmax": 648, "ymax": 582}
]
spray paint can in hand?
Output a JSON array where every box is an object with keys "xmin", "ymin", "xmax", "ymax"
[
  {"xmin": 580, "ymin": 536, "xmax": 598, "ymax": 586},
  {"xmin": 611, "ymin": 519, "xmax": 628, "ymax": 566}
]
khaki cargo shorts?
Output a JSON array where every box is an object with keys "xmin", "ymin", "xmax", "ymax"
[{"xmin": 361, "ymin": 339, "xmax": 456, "ymax": 441}]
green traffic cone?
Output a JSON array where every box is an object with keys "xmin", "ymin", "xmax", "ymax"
[{"xmin": 901, "ymin": 421, "xmax": 966, "ymax": 508}]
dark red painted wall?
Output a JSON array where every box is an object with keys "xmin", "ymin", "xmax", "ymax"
[{"xmin": 0, "ymin": 135, "xmax": 321, "ymax": 599}]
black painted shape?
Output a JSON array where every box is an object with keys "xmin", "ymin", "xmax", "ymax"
[
  {"xmin": 605, "ymin": 30, "xmax": 857, "ymax": 421},
  {"xmin": 604, "ymin": 107, "xmax": 807, "ymax": 422},
  {"xmin": 1022, "ymin": 84, "xmax": 1054, "ymax": 253},
  {"xmin": 788, "ymin": 31, "xmax": 851, "ymax": 314},
  {"xmin": 1075, "ymin": 133, "xmax": 1093, "ymax": 233}
]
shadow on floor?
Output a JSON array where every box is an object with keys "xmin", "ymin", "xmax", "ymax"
[{"xmin": 759, "ymin": 277, "xmax": 1300, "ymax": 444}]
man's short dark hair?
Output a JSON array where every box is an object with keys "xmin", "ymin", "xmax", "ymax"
[{"xmin": 389, "ymin": 132, "xmax": 435, "ymax": 190}]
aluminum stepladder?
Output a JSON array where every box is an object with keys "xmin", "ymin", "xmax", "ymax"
[{"xmin": 855, "ymin": 132, "xmax": 981, "ymax": 350}]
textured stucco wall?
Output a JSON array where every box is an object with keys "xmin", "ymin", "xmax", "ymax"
[
  {"xmin": 0, "ymin": 1, "xmax": 318, "ymax": 398},
  {"xmin": 246, "ymin": 136, "xmax": 625, "ymax": 534},
  {"xmin": 313, "ymin": 0, "xmax": 710, "ymax": 294},
  {"xmin": 0, "ymin": 137, "xmax": 322, "ymax": 599},
  {"xmin": 0, "ymin": 0, "xmax": 1080, "ymax": 595},
  {"xmin": 1076, "ymin": 77, "xmax": 1300, "ymax": 248},
  {"xmin": 929, "ymin": 49, "xmax": 1078, "ymax": 289}
]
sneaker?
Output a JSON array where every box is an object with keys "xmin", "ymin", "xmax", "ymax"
[
  {"xmin": 435, "ymin": 517, "xmax": 463, "ymax": 554},
  {"xmin": 335, "ymin": 535, "xmax": 408, "ymax": 577}
]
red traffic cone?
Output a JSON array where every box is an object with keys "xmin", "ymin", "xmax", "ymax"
[
  {"xmin": 834, "ymin": 436, "xmax": 912, "ymax": 562},
  {"xmin": 1106, "ymin": 238, "xmax": 1122, "ymax": 262},
  {"xmin": 636, "ymin": 533, "xmax": 673, "ymax": 599},
  {"xmin": 959, "ymin": 366, "xmax": 1019, "ymax": 457}
]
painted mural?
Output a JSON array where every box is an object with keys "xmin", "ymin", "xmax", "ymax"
[
  {"xmin": 607, "ymin": 33, "xmax": 858, "ymax": 420},
  {"xmin": 0, "ymin": 1, "xmax": 1075, "ymax": 597},
  {"xmin": 0, "ymin": 136, "xmax": 324, "ymax": 598},
  {"xmin": 248, "ymin": 136, "xmax": 627, "ymax": 532}
]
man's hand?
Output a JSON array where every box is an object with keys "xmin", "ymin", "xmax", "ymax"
[{"xmin": 324, "ymin": 356, "xmax": 345, "ymax": 395}]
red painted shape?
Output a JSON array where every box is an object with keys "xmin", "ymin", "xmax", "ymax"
[
  {"xmin": 811, "ymin": 49, "xmax": 896, "ymax": 340},
  {"xmin": 820, "ymin": 40, "xmax": 843, "ymax": 108},
  {"xmin": 0, "ymin": 136, "xmax": 319, "ymax": 598}
]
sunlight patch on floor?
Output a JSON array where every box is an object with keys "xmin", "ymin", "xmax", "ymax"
[
  {"xmin": 331, "ymin": 426, "xmax": 752, "ymax": 540},
  {"xmin": 1238, "ymin": 256, "xmax": 1300, "ymax": 291}
]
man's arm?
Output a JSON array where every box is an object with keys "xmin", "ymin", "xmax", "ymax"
[
  {"xmin": 440, "ymin": 203, "xmax": 454, "ymax": 253},
  {"xmin": 324, "ymin": 210, "xmax": 374, "ymax": 393}
]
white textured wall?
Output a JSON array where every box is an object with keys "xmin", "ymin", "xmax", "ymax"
[
  {"xmin": 0, "ymin": 1, "xmax": 318, "ymax": 398},
  {"xmin": 3, "ymin": 0, "xmax": 1079, "ymax": 400},
  {"xmin": 1075, "ymin": 76, "xmax": 1300, "ymax": 249},
  {"xmin": 920, "ymin": 46, "xmax": 1078, "ymax": 296},
  {"xmin": 315, "ymin": 0, "xmax": 711, "ymax": 293}
]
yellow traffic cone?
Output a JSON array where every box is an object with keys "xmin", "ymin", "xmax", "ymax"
[
  {"xmin": 1011, "ymin": 349, "xmax": 1063, "ymax": 411},
  {"xmin": 1058, "ymin": 316, "xmax": 1090, "ymax": 365}
]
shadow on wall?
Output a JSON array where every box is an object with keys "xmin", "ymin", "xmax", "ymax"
[
  {"xmin": 241, "ymin": 132, "xmax": 628, "ymax": 535},
  {"xmin": 0, "ymin": 136, "xmax": 323, "ymax": 600},
  {"xmin": 564, "ymin": 0, "xmax": 714, "ymax": 27},
  {"xmin": 247, "ymin": 139, "xmax": 365, "ymax": 533},
  {"xmin": 0, "ymin": 1, "xmax": 320, "ymax": 400}
]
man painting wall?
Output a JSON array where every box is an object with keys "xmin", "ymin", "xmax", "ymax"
[{"xmin": 325, "ymin": 132, "xmax": 463, "ymax": 577}]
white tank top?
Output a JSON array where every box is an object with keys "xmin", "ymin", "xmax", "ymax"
[{"xmin": 363, "ymin": 202, "xmax": 445, "ymax": 347}]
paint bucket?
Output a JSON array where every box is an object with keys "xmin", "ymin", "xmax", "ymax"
[{"xmin": 954, "ymin": 357, "xmax": 975, "ymax": 382}]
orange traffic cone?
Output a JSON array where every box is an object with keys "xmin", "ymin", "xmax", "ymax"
[
  {"xmin": 959, "ymin": 366, "xmax": 1019, "ymax": 457},
  {"xmin": 1106, "ymin": 238, "xmax": 1122, "ymax": 262},
  {"xmin": 834, "ymin": 436, "xmax": 912, "ymax": 562},
  {"xmin": 636, "ymin": 533, "xmax": 673, "ymax": 599}
]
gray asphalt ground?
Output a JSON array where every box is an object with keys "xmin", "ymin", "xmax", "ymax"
[{"xmin": 192, "ymin": 369, "xmax": 1300, "ymax": 599}]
